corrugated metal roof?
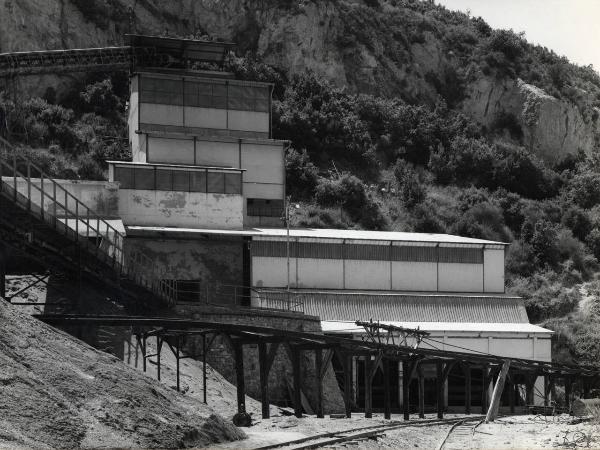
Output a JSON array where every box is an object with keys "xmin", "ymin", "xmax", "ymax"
[
  {"xmin": 256, "ymin": 290, "xmax": 529, "ymax": 323},
  {"xmin": 322, "ymin": 321, "xmax": 553, "ymax": 334},
  {"xmin": 126, "ymin": 226, "xmax": 507, "ymax": 245}
]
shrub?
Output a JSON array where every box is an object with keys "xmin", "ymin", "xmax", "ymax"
[
  {"xmin": 393, "ymin": 159, "xmax": 426, "ymax": 208},
  {"xmin": 285, "ymin": 148, "xmax": 319, "ymax": 200},
  {"xmin": 568, "ymin": 171, "xmax": 600, "ymax": 208},
  {"xmin": 562, "ymin": 206, "xmax": 593, "ymax": 241}
]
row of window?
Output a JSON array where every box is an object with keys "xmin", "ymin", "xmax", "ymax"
[
  {"xmin": 247, "ymin": 199, "xmax": 284, "ymax": 217},
  {"xmin": 114, "ymin": 166, "xmax": 242, "ymax": 194},
  {"xmin": 251, "ymin": 241, "xmax": 484, "ymax": 264},
  {"xmin": 140, "ymin": 77, "xmax": 270, "ymax": 112}
]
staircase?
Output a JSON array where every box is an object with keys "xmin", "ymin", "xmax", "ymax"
[{"xmin": 0, "ymin": 138, "xmax": 176, "ymax": 308}]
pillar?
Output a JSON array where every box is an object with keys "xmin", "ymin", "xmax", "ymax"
[
  {"xmin": 436, "ymin": 361, "xmax": 444, "ymax": 419},
  {"xmin": 315, "ymin": 348, "xmax": 324, "ymax": 419},
  {"xmin": 402, "ymin": 360, "xmax": 411, "ymax": 421},
  {"xmin": 383, "ymin": 358, "xmax": 391, "ymax": 420},
  {"xmin": 418, "ymin": 364, "xmax": 425, "ymax": 419},
  {"xmin": 464, "ymin": 363, "xmax": 472, "ymax": 415},
  {"xmin": 258, "ymin": 342, "xmax": 270, "ymax": 419},
  {"xmin": 234, "ymin": 342, "xmax": 246, "ymax": 414}
]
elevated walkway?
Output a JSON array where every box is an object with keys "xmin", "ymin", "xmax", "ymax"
[{"xmin": 0, "ymin": 138, "xmax": 175, "ymax": 308}]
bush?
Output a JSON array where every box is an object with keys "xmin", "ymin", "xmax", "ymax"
[
  {"xmin": 562, "ymin": 206, "xmax": 593, "ymax": 241},
  {"xmin": 567, "ymin": 171, "xmax": 600, "ymax": 208},
  {"xmin": 285, "ymin": 148, "xmax": 319, "ymax": 200},
  {"xmin": 393, "ymin": 159, "xmax": 426, "ymax": 208}
]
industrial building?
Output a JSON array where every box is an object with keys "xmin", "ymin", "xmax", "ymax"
[{"xmin": 2, "ymin": 34, "xmax": 553, "ymax": 414}]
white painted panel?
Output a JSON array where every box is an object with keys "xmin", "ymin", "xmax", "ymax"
[
  {"xmin": 118, "ymin": 189, "xmax": 243, "ymax": 228},
  {"xmin": 184, "ymin": 106, "xmax": 227, "ymax": 129},
  {"xmin": 484, "ymin": 248, "xmax": 505, "ymax": 293},
  {"xmin": 241, "ymin": 142, "xmax": 284, "ymax": 184},
  {"xmin": 490, "ymin": 338, "xmax": 534, "ymax": 359},
  {"xmin": 148, "ymin": 137, "xmax": 194, "ymax": 164},
  {"xmin": 345, "ymin": 260, "xmax": 390, "ymax": 290},
  {"xmin": 132, "ymin": 133, "xmax": 147, "ymax": 163},
  {"xmin": 140, "ymin": 103, "xmax": 183, "ymax": 126},
  {"xmin": 444, "ymin": 337, "xmax": 489, "ymax": 354},
  {"xmin": 251, "ymin": 256, "xmax": 297, "ymax": 288},
  {"xmin": 228, "ymin": 110, "xmax": 269, "ymax": 132},
  {"xmin": 297, "ymin": 258, "xmax": 344, "ymax": 289},
  {"xmin": 438, "ymin": 263, "xmax": 483, "ymax": 292},
  {"xmin": 391, "ymin": 261, "xmax": 437, "ymax": 291},
  {"xmin": 534, "ymin": 338, "xmax": 552, "ymax": 362},
  {"xmin": 243, "ymin": 182, "xmax": 284, "ymax": 199},
  {"xmin": 129, "ymin": 76, "xmax": 142, "ymax": 162},
  {"xmin": 195, "ymin": 140, "xmax": 239, "ymax": 167}
]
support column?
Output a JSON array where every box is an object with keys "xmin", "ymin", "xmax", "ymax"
[
  {"xmin": 315, "ymin": 348, "xmax": 324, "ymax": 419},
  {"xmin": 258, "ymin": 342, "xmax": 270, "ymax": 419},
  {"xmin": 234, "ymin": 342, "xmax": 246, "ymax": 415},
  {"xmin": 383, "ymin": 358, "xmax": 391, "ymax": 420},
  {"xmin": 464, "ymin": 363, "xmax": 471, "ymax": 415},
  {"xmin": 525, "ymin": 376, "xmax": 534, "ymax": 406},
  {"xmin": 291, "ymin": 346, "xmax": 302, "ymax": 418},
  {"xmin": 564, "ymin": 377, "xmax": 572, "ymax": 413},
  {"xmin": 436, "ymin": 361, "xmax": 444, "ymax": 419},
  {"xmin": 544, "ymin": 375, "xmax": 549, "ymax": 407},
  {"xmin": 0, "ymin": 244, "xmax": 6, "ymax": 299},
  {"xmin": 481, "ymin": 366, "xmax": 489, "ymax": 414},
  {"xmin": 202, "ymin": 334, "xmax": 207, "ymax": 404},
  {"xmin": 486, "ymin": 360, "xmax": 510, "ymax": 422},
  {"xmin": 156, "ymin": 335, "xmax": 163, "ymax": 382},
  {"xmin": 364, "ymin": 356, "xmax": 372, "ymax": 419},
  {"xmin": 402, "ymin": 360, "xmax": 411, "ymax": 421},
  {"xmin": 418, "ymin": 364, "xmax": 425, "ymax": 419},
  {"xmin": 343, "ymin": 354, "xmax": 352, "ymax": 418},
  {"xmin": 509, "ymin": 377, "xmax": 515, "ymax": 414}
]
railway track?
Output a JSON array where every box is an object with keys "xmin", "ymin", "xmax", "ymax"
[
  {"xmin": 253, "ymin": 415, "xmax": 486, "ymax": 450},
  {"xmin": 436, "ymin": 418, "xmax": 485, "ymax": 450}
]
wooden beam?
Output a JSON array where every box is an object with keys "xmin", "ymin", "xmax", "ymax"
[
  {"xmin": 383, "ymin": 358, "xmax": 391, "ymax": 420},
  {"xmin": 290, "ymin": 346, "xmax": 303, "ymax": 418},
  {"xmin": 436, "ymin": 361, "xmax": 444, "ymax": 419},
  {"xmin": 463, "ymin": 362, "xmax": 471, "ymax": 415},
  {"xmin": 402, "ymin": 360, "xmax": 411, "ymax": 421},
  {"xmin": 233, "ymin": 341, "xmax": 246, "ymax": 414},
  {"xmin": 544, "ymin": 375, "xmax": 549, "ymax": 407},
  {"xmin": 486, "ymin": 360, "xmax": 510, "ymax": 422},
  {"xmin": 364, "ymin": 357, "xmax": 372, "ymax": 418},
  {"xmin": 525, "ymin": 376, "xmax": 534, "ymax": 406},
  {"xmin": 343, "ymin": 353, "xmax": 352, "ymax": 418},
  {"xmin": 258, "ymin": 341, "xmax": 270, "ymax": 419},
  {"xmin": 315, "ymin": 348, "xmax": 324, "ymax": 418},
  {"xmin": 418, "ymin": 364, "xmax": 425, "ymax": 419}
]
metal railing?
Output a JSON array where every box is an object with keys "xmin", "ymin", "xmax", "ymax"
[
  {"xmin": 162, "ymin": 280, "xmax": 304, "ymax": 313},
  {"xmin": 0, "ymin": 138, "xmax": 176, "ymax": 306}
]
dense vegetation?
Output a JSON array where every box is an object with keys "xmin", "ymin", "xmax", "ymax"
[{"xmin": 1, "ymin": 0, "xmax": 600, "ymax": 368}]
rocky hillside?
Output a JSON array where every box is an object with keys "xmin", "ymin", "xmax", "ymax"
[{"xmin": 1, "ymin": 0, "xmax": 599, "ymax": 162}]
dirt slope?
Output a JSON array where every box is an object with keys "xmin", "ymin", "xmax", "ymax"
[{"xmin": 0, "ymin": 299, "xmax": 246, "ymax": 449}]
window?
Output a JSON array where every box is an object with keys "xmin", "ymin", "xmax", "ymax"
[
  {"xmin": 186, "ymin": 80, "xmax": 227, "ymax": 109},
  {"xmin": 134, "ymin": 168, "xmax": 155, "ymax": 190},
  {"xmin": 172, "ymin": 171, "xmax": 190, "ymax": 191},
  {"xmin": 155, "ymin": 169, "xmax": 172, "ymax": 190},
  {"xmin": 114, "ymin": 167, "xmax": 134, "ymax": 189},
  {"xmin": 224, "ymin": 173, "xmax": 242, "ymax": 194},
  {"xmin": 207, "ymin": 172, "xmax": 224, "ymax": 193},
  {"xmin": 140, "ymin": 76, "xmax": 183, "ymax": 105},
  {"xmin": 190, "ymin": 171, "xmax": 207, "ymax": 192},
  {"xmin": 227, "ymin": 84, "xmax": 270, "ymax": 112},
  {"xmin": 247, "ymin": 199, "xmax": 284, "ymax": 217}
]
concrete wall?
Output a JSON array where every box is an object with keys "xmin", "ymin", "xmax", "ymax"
[
  {"xmin": 124, "ymin": 237, "xmax": 244, "ymax": 305},
  {"xmin": 129, "ymin": 76, "xmax": 143, "ymax": 163},
  {"xmin": 118, "ymin": 189, "xmax": 243, "ymax": 228},
  {"xmin": 252, "ymin": 239, "xmax": 505, "ymax": 293},
  {"xmin": 5, "ymin": 177, "xmax": 119, "ymax": 217}
]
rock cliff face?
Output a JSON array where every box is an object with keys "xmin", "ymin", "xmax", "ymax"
[{"xmin": 0, "ymin": 0, "xmax": 598, "ymax": 161}]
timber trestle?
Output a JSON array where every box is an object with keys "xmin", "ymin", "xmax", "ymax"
[{"xmin": 34, "ymin": 314, "xmax": 600, "ymax": 422}]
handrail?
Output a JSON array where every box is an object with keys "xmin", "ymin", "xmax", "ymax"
[{"xmin": 0, "ymin": 139, "xmax": 176, "ymax": 306}]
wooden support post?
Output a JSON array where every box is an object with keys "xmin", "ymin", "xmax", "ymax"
[
  {"xmin": 364, "ymin": 356, "xmax": 372, "ymax": 418},
  {"xmin": 436, "ymin": 361, "xmax": 444, "ymax": 419},
  {"xmin": 383, "ymin": 358, "xmax": 391, "ymax": 420},
  {"xmin": 464, "ymin": 363, "xmax": 472, "ymax": 415},
  {"xmin": 175, "ymin": 336, "xmax": 181, "ymax": 392},
  {"xmin": 481, "ymin": 366, "xmax": 489, "ymax": 414},
  {"xmin": 343, "ymin": 354, "xmax": 352, "ymax": 418},
  {"xmin": 258, "ymin": 342, "xmax": 270, "ymax": 419},
  {"xmin": 544, "ymin": 375, "xmax": 549, "ymax": 407},
  {"xmin": 315, "ymin": 348, "xmax": 324, "ymax": 419},
  {"xmin": 202, "ymin": 334, "xmax": 207, "ymax": 404},
  {"xmin": 564, "ymin": 377, "xmax": 572, "ymax": 413},
  {"xmin": 402, "ymin": 360, "xmax": 411, "ymax": 421},
  {"xmin": 525, "ymin": 376, "xmax": 534, "ymax": 406},
  {"xmin": 156, "ymin": 335, "xmax": 162, "ymax": 382},
  {"xmin": 291, "ymin": 346, "xmax": 302, "ymax": 418},
  {"xmin": 234, "ymin": 341, "xmax": 246, "ymax": 414},
  {"xmin": 418, "ymin": 364, "xmax": 425, "ymax": 419},
  {"xmin": 508, "ymin": 376, "xmax": 515, "ymax": 414},
  {"xmin": 486, "ymin": 360, "xmax": 510, "ymax": 422},
  {"xmin": 0, "ymin": 245, "xmax": 6, "ymax": 299}
]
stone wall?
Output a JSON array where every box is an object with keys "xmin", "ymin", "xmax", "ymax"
[{"xmin": 175, "ymin": 304, "xmax": 345, "ymax": 415}]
